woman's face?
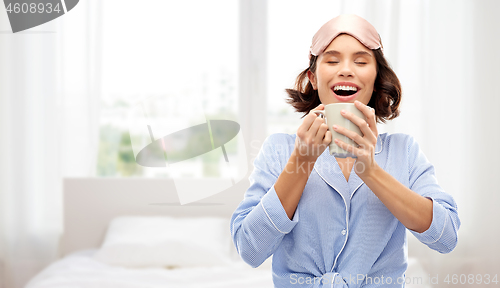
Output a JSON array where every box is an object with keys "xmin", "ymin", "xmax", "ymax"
[{"xmin": 308, "ymin": 34, "xmax": 377, "ymax": 105}]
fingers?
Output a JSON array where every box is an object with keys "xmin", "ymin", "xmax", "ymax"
[
  {"xmin": 315, "ymin": 103, "xmax": 324, "ymax": 110},
  {"xmin": 324, "ymin": 129, "xmax": 332, "ymax": 144},
  {"xmin": 315, "ymin": 121, "xmax": 330, "ymax": 144},
  {"xmin": 354, "ymin": 100, "xmax": 378, "ymax": 136},
  {"xmin": 297, "ymin": 110, "xmax": 330, "ymax": 153},
  {"xmin": 334, "ymin": 101, "xmax": 378, "ymax": 152},
  {"xmin": 297, "ymin": 104, "xmax": 325, "ymax": 137},
  {"xmin": 339, "ymin": 110, "xmax": 371, "ymax": 139},
  {"xmin": 297, "ymin": 112, "xmax": 316, "ymax": 138},
  {"xmin": 310, "ymin": 103, "xmax": 325, "ymax": 112},
  {"xmin": 333, "ymin": 124, "xmax": 364, "ymax": 147},
  {"xmin": 308, "ymin": 115, "xmax": 325, "ymax": 139},
  {"xmin": 334, "ymin": 138, "xmax": 363, "ymax": 157}
]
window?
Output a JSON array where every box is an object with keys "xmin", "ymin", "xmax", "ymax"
[
  {"xmin": 266, "ymin": 0, "xmax": 343, "ymax": 137},
  {"xmin": 97, "ymin": 0, "xmax": 239, "ymax": 178}
]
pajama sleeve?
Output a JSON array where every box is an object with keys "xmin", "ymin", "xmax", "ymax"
[
  {"xmin": 230, "ymin": 134, "xmax": 299, "ymax": 268},
  {"xmin": 406, "ymin": 135, "xmax": 461, "ymax": 253}
]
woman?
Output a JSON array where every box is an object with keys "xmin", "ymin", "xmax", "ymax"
[{"xmin": 230, "ymin": 14, "xmax": 460, "ymax": 288}]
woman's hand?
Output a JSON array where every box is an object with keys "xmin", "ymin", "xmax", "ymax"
[
  {"xmin": 294, "ymin": 104, "xmax": 332, "ymax": 163},
  {"xmin": 332, "ymin": 100, "xmax": 379, "ymax": 179}
]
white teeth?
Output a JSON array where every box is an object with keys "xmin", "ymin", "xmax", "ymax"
[{"xmin": 334, "ymin": 85, "xmax": 358, "ymax": 91}]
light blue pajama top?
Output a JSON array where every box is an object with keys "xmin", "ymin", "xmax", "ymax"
[{"xmin": 230, "ymin": 132, "xmax": 460, "ymax": 288}]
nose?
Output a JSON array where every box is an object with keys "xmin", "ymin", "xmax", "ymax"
[{"xmin": 338, "ymin": 62, "xmax": 354, "ymax": 77}]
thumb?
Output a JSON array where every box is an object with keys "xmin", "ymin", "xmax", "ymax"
[{"xmin": 308, "ymin": 103, "xmax": 325, "ymax": 117}]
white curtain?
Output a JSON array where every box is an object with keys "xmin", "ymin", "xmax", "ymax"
[
  {"xmin": 336, "ymin": 0, "xmax": 500, "ymax": 276},
  {"xmin": 0, "ymin": 1, "xmax": 101, "ymax": 287}
]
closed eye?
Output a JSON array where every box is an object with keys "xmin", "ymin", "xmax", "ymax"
[
  {"xmin": 327, "ymin": 61, "xmax": 339, "ymax": 64},
  {"xmin": 355, "ymin": 62, "xmax": 367, "ymax": 64}
]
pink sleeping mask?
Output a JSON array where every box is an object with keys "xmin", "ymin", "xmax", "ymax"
[{"xmin": 309, "ymin": 14, "xmax": 382, "ymax": 59}]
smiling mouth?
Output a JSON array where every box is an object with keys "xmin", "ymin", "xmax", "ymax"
[{"xmin": 332, "ymin": 85, "xmax": 358, "ymax": 97}]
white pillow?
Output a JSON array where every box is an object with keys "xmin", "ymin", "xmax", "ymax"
[{"xmin": 93, "ymin": 216, "xmax": 234, "ymax": 268}]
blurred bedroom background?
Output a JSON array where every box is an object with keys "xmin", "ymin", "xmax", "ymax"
[{"xmin": 1, "ymin": 0, "xmax": 499, "ymax": 287}]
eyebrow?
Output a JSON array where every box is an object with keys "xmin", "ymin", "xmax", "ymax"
[{"xmin": 323, "ymin": 50, "xmax": 373, "ymax": 57}]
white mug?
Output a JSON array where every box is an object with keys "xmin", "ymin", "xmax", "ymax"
[{"xmin": 312, "ymin": 103, "xmax": 366, "ymax": 158}]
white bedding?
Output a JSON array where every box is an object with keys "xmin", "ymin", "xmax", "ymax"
[
  {"xmin": 27, "ymin": 214, "xmax": 431, "ymax": 288},
  {"xmin": 25, "ymin": 250, "xmax": 433, "ymax": 288},
  {"xmin": 25, "ymin": 249, "xmax": 275, "ymax": 288}
]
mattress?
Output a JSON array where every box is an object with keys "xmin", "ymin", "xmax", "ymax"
[
  {"xmin": 25, "ymin": 249, "xmax": 275, "ymax": 288},
  {"xmin": 26, "ymin": 250, "xmax": 433, "ymax": 288}
]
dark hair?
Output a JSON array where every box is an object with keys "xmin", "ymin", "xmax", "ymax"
[{"xmin": 285, "ymin": 48, "xmax": 401, "ymax": 124}]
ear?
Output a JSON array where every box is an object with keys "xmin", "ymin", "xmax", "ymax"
[{"xmin": 307, "ymin": 70, "xmax": 318, "ymax": 90}]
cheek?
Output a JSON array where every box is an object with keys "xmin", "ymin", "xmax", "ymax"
[
  {"xmin": 361, "ymin": 69, "xmax": 377, "ymax": 88},
  {"xmin": 317, "ymin": 67, "xmax": 335, "ymax": 84}
]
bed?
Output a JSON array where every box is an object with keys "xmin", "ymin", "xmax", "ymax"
[
  {"xmin": 25, "ymin": 178, "xmax": 274, "ymax": 288},
  {"xmin": 25, "ymin": 178, "xmax": 432, "ymax": 288}
]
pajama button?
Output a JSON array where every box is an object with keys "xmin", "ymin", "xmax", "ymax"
[{"xmin": 341, "ymin": 229, "xmax": 346, "ymax": 236}]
